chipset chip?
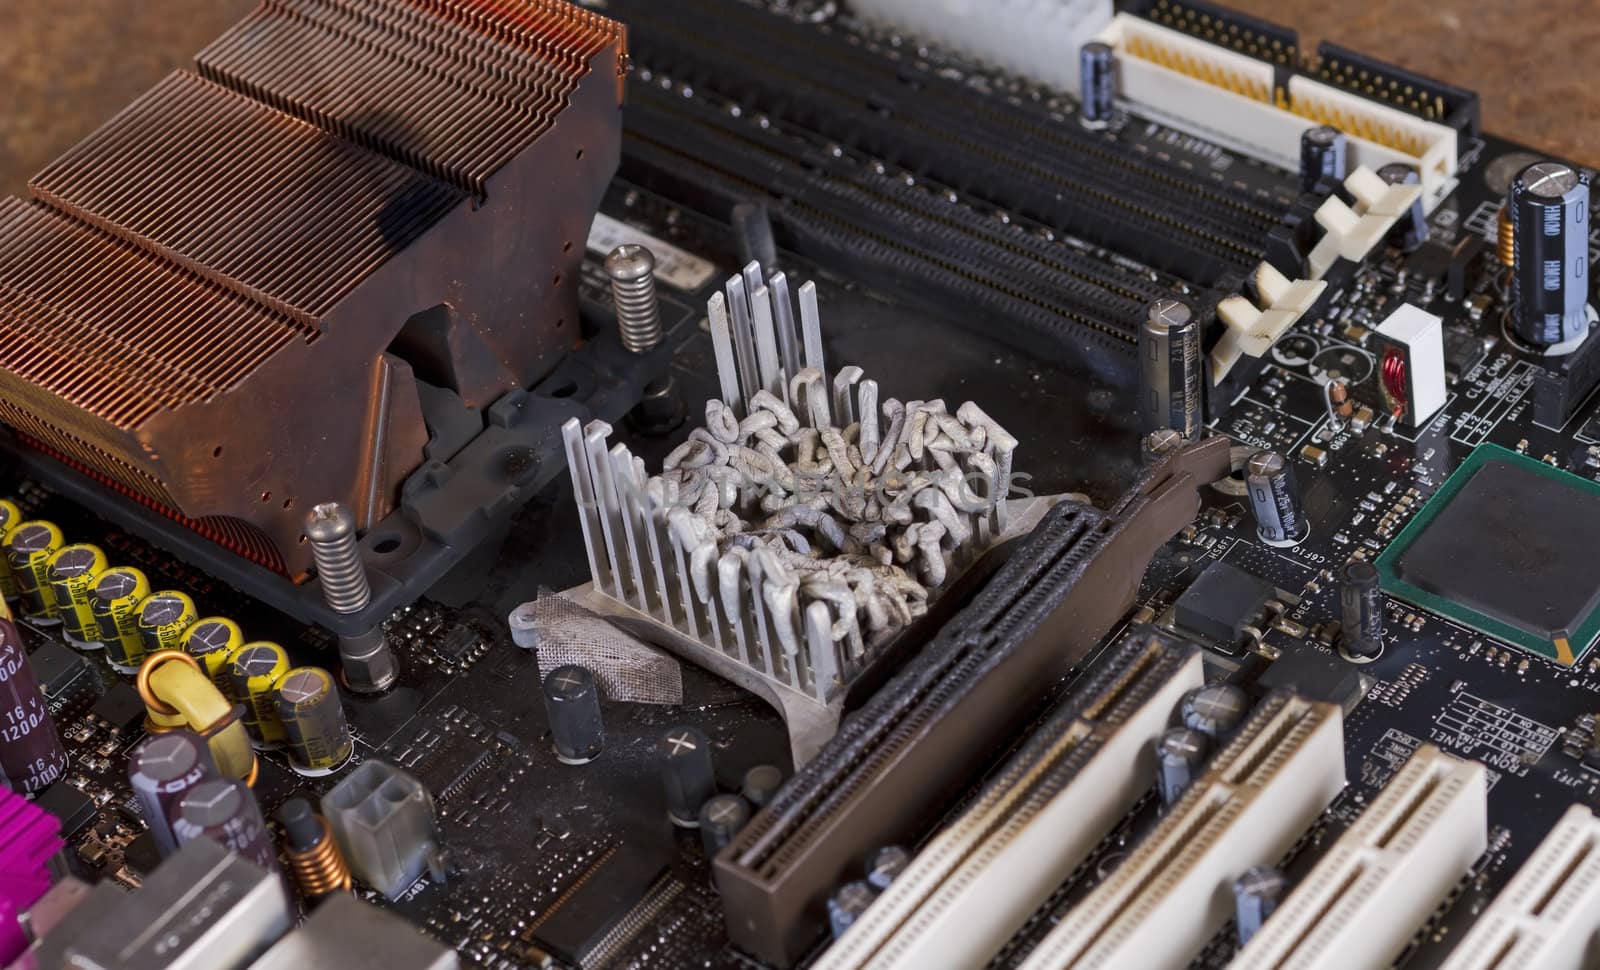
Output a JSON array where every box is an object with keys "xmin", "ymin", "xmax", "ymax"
[{"xmin": 1376, "ymin": 444, "xmax": 1600, "ymax": 664}]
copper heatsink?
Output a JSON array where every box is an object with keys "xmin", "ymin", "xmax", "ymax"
[{"xmin": 0, "ymin": 0, "xmax": 625, "ymax": 577}]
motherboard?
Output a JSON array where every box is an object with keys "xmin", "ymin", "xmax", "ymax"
[{"xmin": 3, "ymin": 1, "xmax": 1600, "ymax": 968}]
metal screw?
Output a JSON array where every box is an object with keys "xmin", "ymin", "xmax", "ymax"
[
  {"xmin": 305, "ymin": 503, "xmax": 396, "ymax": 694},
  {"xmin": 606, "ymin": 244, "xmax": 664, "ymax": 354}
]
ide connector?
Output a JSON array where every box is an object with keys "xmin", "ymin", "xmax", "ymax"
[
  {"xmin": 1232, "ymin": 743, "xmax": 1487, "ymax": 969},
  {"xmin": 816, "ymin": 632, "xmax": 1203, "ymax": 970},
  {"xmin": 1438, "ymin": 804, "xmax": 1600, "ymax": 970},
  {"xmin": 1015, "ymin": 692, "xmax": 1346, "ymax": 970}
]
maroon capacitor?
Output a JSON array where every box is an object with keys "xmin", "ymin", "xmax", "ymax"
[
  {"xmin": 129, "ymin": 729, "xmax": 219, "ymax": 856},
  {"xmin": 171, "ymin": 778, "xmax": 277, "ymax": 872},
  {"xmin": 0, "ymin": 616, "xmax": 69, "ymax": 794}
]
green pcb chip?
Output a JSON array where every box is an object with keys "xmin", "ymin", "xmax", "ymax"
[{"xmin": 1375, "ymin": 444, "xmax": 1600, "ymax": 666}]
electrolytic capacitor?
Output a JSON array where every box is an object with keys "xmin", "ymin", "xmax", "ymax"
[
  {"xmin": 128, "ymin": 729, "xmax": 220, "ymax": 856},
  {"xmin": 0, "ymin": 499, "xmax": 21, "ymax": 602},
  {"xmin": 46, "ymin": 544, "xmax": 108, "ymax": 648},
  {"xmin": 866, "ymin": 845, "xmax": 912, "ymax": 891},
  {"xmin": 1179, "ymin": 684, "xmax": 1251, "ymax": 741},
  {"xmin": 1079, "ymin": 41, "xmax": 1116, "ymax": 128},
  {"xmin": 1339, "ymin": 561, "xmax": 1385, "ymax": 659},
  {"xmin": 172, "ymin": 777, "xmax": 277, "ymax": 872},
  {"xmin": 0, "ymin": 609, "xmax": 69, "ymax": 794},
  {"xmin": 1234, "ymin": 864, "xmax": 1289, "ymax": 946},
  {"xmin": 3, "ymin": 521, "xmax": 64, "ymax": 624},
  {"xmin": 828, "ymin": 881, "xmax": 879, "ymax": 940},
  {"xmin": 1246, "ymin": 451, "xmax": 1309, "ymax": 547},
  {"xmin": 1376, "ymin": 163, "xmax": 1430, "ymax": 252},
  {"xmin": 1511, "ymin": 161, "xmax": 1592, "ymax": 351},
  {"xmin": 1140, "ymin": 298, "xmax": 1202, "ymax": 441},
  {"xmin": 136, "ymin": 591, "xmax": 198, "ymax": 666},
  {"xmin": 659, "ymin": 725, "xmax": 716, "ymax": 828},
  {"xmin": 181, "ymin": 617, "xmax": 244, "ymax": 696},
  {"xmin": 91, "ymin": 567, "xmax": 151, "ymax": 672},
  {"xmin": 699, "ymin": 793, "xmax": 751, "ymax": 858},
  {"xmin": 741, "ymin": 763, "xmax": 784, "ymax": 809},
  {"xmin": 1155, "ymin": 726, "xmax": 1210, "ymax": 807},
  {"xmin": 1299, "ymin": 126, "xmax": 1347, "ymax": 193},
  {"xmin": 543, "ymin": 664, "xmax": 604, "ymax": 765},
  {"xmin": 275, "ymin": 667, "xmax": 353, "ymax": 777},
  {"xmin": 227, "ymin": 642, "xmax": 290, "ymax": 748}
]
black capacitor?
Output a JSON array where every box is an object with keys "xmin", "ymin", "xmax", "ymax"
[
  {"xmin": 1377, "ymin": 163, "xmax": 1431, "ymax": 252},
  {"xmin": 1246, "ymin": 451, "xmax": 1309, "ymax": 547},
  {"xmin": 275, "ymin": 667, "xmax": 354, "ymax": 777},
  {"xmin": 659, "ymin": 725, "xmax": 717, "ymax": 827},
  {"xmin": 1179, "ymin": 684, "xmax": 1250, "ymax": 741},
  {"xmin": 1339, "ymin": 561, "xmax": 1385, "ymax": 659},
  {"xmin": 866, "ymin": 845, "xmax": 912, "ymax": 891},
  {"xmin": 1234, "ymin": 864, "xmax": 1289, "ymax": 946},
  {"xmin": 828, "ymin": 880, "xmax": 879, "ymax": 940},
  {"xmin": 1511, "ymin": 161, "xmax": 1592, "ymax": 350},
  {"xmin": 741, "ymin": 763, "xmax": 784, "ymax": 809},
  {"xmin": 1299, "ymin": 126, "xmax": 1347, "ymax": 194},
  {"xmin": 1140, "ymin": 298, "xmax": 1202, "ymax": 441},
  {"xmin": 0, "ymin": 615, "xmax": 69, "ymax": 794},
  {"xmin": 699, "ymin": 793, "xmax": 752, "ymax": 858},
  {"xmin": 543, "ymin": 664, "xmax": 604, "ymax": 765},
  {"xmin": 128, "ymin": 729, "xmax": 219, "ymax": 856},
  {"xmin": 171, "ymin": 777, "xmax": 277, "ymax": 872},
  {"xmin": 1079, "ymin": 42, "xmax": 1115, "ymax": 127},
  {"xmin": 1155, "ymin": 726, "xmax": 1210, "ymax": 807}
]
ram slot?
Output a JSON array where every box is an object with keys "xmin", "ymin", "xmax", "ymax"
[
  {"xmin": 1437, "ymin": 804, "xmax": 1600, "ymax": 970},
  {"xmin": 1015, "ymin": 692, "xmax": 1346, "ymax": 970},
  {"xmin": 817, "ymin": 634, "xmax": 1204, "ymax": 970},
  {"xmin": 1231, "ymin": 743, "xmax": 1487, "ymax": 969},
  {"xmin": 1094, "ymin": 14, "xmax": 1457, "ymax": 210}
]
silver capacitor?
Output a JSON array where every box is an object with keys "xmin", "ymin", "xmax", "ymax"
[
  {"xmin": 1511, "ymin": 161, "xmax": 1591, "ymax": 350},
  {"xmin": 1246, "ymin": 451, "xmax": 1308, "ymax": 547},
  {"xmin": 1079, "ymin": 42, "xmax": 1115, "ymax": 128},
  {"xmin": 1140, "ymin": 298, "xmax": 1202, "ymax": 441},
  {"xmin": 1155, "ymin": 727, "xmax": 1210, "ymax": 807}
]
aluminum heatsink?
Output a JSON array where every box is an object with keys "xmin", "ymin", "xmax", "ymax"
[{"xmin": 0, "ymin": 0, "xmax": 625, "ymax": 577}]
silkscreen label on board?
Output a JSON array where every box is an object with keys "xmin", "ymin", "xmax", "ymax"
[{"xmin": 587, "ymin": 213, "xmax": 718, "ymax": 292}]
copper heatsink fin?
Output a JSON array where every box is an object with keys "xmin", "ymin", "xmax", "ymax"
[{"xmin": 0, "ymin": 0, "xmax": 626, "ymax": 577}]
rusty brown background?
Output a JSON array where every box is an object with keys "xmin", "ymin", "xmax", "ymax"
[{"xmin": 1, "ymin": 1, "xmax": 1594, "ymax": 195}]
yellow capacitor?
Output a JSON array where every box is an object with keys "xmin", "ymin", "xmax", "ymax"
[
  {"xmin": 136, "ymin": 591, "xmax": 198, "ymax": 664},
  {"xmin": 181, "ymin": 617, "xmax": 245, "ymax": 697},
  {"xmin": 3, "ymin": 521, "xmax": 64, "ymax": 623},
  {"xmin": 275, "ymin": 667, "xmax": 353, "ymax": 776},
  {"xmin": 46, "ymin": 544, "xmax": 109, "ymax": 647},
  {"xmin": 227, "ymin": 641, "xmax": 290, "ymax": 747},
  {"xmin": 0, "ymin": 500, "xmax": 21, "ymax": 601},
  {"xmin": 92, "ymin": 567, "xmax": 152, "ymax": 672}
]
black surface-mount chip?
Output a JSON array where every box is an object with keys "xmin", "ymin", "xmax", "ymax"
[
  {"xmin": 1173, "ymin": 561, "xmax": 1278, "ymax": 653},
  {"xmin": 37, "ymin": 783, "xmax": 97, "ymax": 839},
  {"xmin": 529, "ymin": 844, "xmax": 671, "ymax": 968},
  {"xmin": 1377, "ymin": 444, "xmax": 1600, "ymax": 664},
  {"xmin": 91, "ymin": 684, "xmax": 149, "ymax": 734},
  {"xmin": 27, "ymin": 640, "xmax": 89, "ymax": 697}
]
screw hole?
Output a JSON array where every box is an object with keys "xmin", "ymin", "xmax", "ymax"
[
  {"xmin": 576, "ymin": 148, "xmax": 585, "ymax": 160},
  {"xmin": 260, "ymin": 491, "xmax": 272, "ymax": 503},
  {"xmin": 563, "ymin": 241, "xmax": 573, "ymax": 253},
  {"xmin": 372, "ymin": 536, "xmax": 402, "ymax": 555},
  {"xmin": 555, "ymin": 318, "xmax": 565, "ymax": 329},
  {"xmin": 549, "ymin": 380, "xmax": 578, "ymax": 399},
  {"xmin": 553, "ymin": 274, "xmax": 562, "ymax": 287},
  {"xmin": 213, "ymin": 446, "xmax": 224, "ymax": 458},
  {"xmin": 282, "ymin": 498, "xmax": 294, "ymax": 511}
]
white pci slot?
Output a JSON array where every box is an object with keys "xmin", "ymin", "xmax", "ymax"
[
  {"xmin": 1230, "ymin": 743, "xmax": 1488, "ymax": 970},
  {"xmin": 1016, "ymin": 693, "xmax": 1346, "ymax": 970},
  {"xmin": 1438, "ymin": 804, "xmax": 1600, "ymax": 970},
  {"xmin": 850, "ymin": 0, "xmax": 1113, "ymax": 95},
  {"xmin": 816, "ymin": 636, "xmax": 1203, "ymax": 970},
  {"xmin": 1094, "ymin": 14, "xmax": 1456, "ymax": 210}
]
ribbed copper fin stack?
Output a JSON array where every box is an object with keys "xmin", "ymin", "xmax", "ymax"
[
  {"xmin": 30, "ymin": 72, "xmax": 466, "ymax": 327},
  {"xmin": 0, "ymin": 0, "xmax": 625, "ymax": 577},
  {"xmin": 195, "ymin": 0, "xmax": 622, "ymax": 196}
]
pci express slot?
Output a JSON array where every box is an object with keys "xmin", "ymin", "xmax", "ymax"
[
  {"xmin": 1438, "ymin": 804, "xmax": 1600, "ymax": 970},
  {"xmin": 712, "ymin": 440, "xmax": 1231, "ymax": 967},
  {"xmin": 622, "ymin": 86, "xmax": 1159, "ymax": 359},
  {"xmin": 816, "ymin": 634, "xmax": 1204, "ymax": 970},
  {"xmin": 609, "ymin": 0, "xmax": 1286, "ymax": 284},
  {"xmin": 1014, "ymin": 692, "xmax": 1347, "ymax": 970},
  {"xmin": 1094, "ymin": 13, "xmax": 1459, "ymax": 209},
  {"xmin": 1232, "ymin": 743, "xmax": 1488, "ymax": 969}
]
